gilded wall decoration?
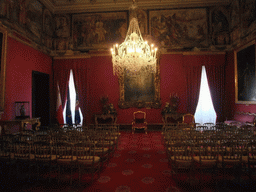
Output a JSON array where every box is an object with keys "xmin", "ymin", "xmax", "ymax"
[
  {"xmin": 149, "ymin": 8, "xmax": 208, "ymax": 49},
  {"xmin": 72, "ymin": 11, "xmax": 127, "ymax": 50}
]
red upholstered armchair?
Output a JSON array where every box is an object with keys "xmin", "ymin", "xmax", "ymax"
[
  {"xmin": 179, "ymin": 113, "xmax": 195, "ymax": 130},
  {"xmin": 132, "ymin": 111, "xmax": 147, "ymax": 134}
]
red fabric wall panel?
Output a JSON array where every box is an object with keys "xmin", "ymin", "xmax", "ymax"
[{"xmin": 2, "ymin": 37, "xmax": 52, "ymax": 121}]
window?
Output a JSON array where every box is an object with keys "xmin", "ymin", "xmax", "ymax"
[
  {"xmin": 194, "ymin": 66, "xmax": 216, "ymax": 125},
  {"xmin": 63, "ymin": 70, "xmax": 83, "ymax": 125}
]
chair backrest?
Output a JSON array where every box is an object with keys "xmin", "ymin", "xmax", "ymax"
[
  {"xmin": 183, "ymin": 113, "xmax": 195, "ymax": 124},
  {"xmin": 133, "ymin": 111, "xmax": 146, "ymax": 124},
  {"xmin": 134, "ymin": 111, "xmax": 146, "ymax": 119}
]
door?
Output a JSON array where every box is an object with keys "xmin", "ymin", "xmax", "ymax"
[{"xmin": 32, "ymin": 71, "xmax": 50, "ymax": 126}]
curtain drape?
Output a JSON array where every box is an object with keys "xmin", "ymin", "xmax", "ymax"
[
  {"xmin": 183, "ymin": 54, "xmax": 226, "ymax": 121},
  {"xmin": 53, "ymin": 62, "xmax": 72, "ymax": 123},
  {"xmin": 205, "ymin": 60, "xmax": 226, "ymax": 122},
  {"xmin": 72, "ymin": 61, "xmax": 89, "ymax": 126},
  {"xmin": 185, "ymin": 65, "xmax": 202, "ymax": 114}
]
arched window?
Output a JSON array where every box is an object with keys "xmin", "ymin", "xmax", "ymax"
[
  {"xmin": 63, "ymin": 70, "xmax": 83, "ymax": 125},
  {"xmin": 194, "ymin": 66, "xmax": 216, "ymax": 125}
]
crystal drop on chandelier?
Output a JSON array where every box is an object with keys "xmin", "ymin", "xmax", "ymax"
[{"xmin": 111, "ymin": 3, "xmax": 157, "ymax": 76}]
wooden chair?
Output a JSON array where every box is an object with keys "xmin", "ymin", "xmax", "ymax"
[
  {"xmin": 132, "ymin": 111, "xmax": 147, "ymax": 134},
  {"xmin": 169, "ymin": 143, "xmax": 194, "ymax": 184},
  {"xmin": 192, "ymin": 144, "xmax": 219, "ymax": 185},
  {"xmin": 74, "ymin": 142, "xmax": 101, "ymax": 184},
  {"xmin": 56, "ymin": 141, "xmax": 76, "ymax": 185},
  {"xmin": 34, "ymin": 141, "xmax": 58, "ymax": 182},
  {"xmin": 182, "ymin": 113, "xmax": 195, "ymax": 126},
  {"xmin": 242, "ymin": 141, "xmax": 256, "ymax": 180},
  {"xmin": 13, "ymin": 141, "xmax": 35, "ymax": 181}
]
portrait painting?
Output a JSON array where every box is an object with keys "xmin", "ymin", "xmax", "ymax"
[
  {"xmin": 72, "ymin": 11, "xmax": 128, "ymax": 50},
  {"xmin": 235, "ymin": 41, "xmax": 256, "ymax": 103},
  {"xmin": 149, "ymin": 8, "xmax": 208, "ymax": 49}
]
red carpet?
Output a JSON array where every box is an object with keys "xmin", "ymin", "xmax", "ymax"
[{"xmin": 84, "ymin": 131, "xmax": 177, "ymax": 192}]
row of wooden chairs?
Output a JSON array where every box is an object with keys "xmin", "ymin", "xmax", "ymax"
[
  {"xmin": 163, "ymin": 125, "xmax": 256, "ymax": 185},
  {"xmin": 0, "ymin": 124, "xmax": 120, "ymax": 185}
]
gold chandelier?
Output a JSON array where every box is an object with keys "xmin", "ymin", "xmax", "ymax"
[{"xmin": 111, "ymin": 1, "xmax": 157, "ymax": 76}]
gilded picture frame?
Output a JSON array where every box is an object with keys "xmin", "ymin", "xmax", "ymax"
[
  {"xmin": 0, "ymin": 23, "xmax": 7, "ymax": 115},
  {"xmin": 118, "ymin": 59, "xmax": 161, "ymax": 109},
  {"xmin": 235, "ymin": 40, "xmax": 256, "ymax": 104}
]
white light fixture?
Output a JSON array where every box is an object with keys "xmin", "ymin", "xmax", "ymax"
[{"xmin": 111, "ymin": 1, "xmax": 157, "ymax": 76}]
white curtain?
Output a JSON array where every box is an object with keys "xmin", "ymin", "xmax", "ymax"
[
  {"xmin": 63, "ymin": 70, "xmax": 83, "ymax": 125},
  {"xmin": 194, "ymin": 66, "xmax": 216, "ymax": 125}
]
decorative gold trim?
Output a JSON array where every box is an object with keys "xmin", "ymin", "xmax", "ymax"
[
  {"xmin": 234, "ymin": 40, "xmax": 256, "ymax": 104},
  {"xmin": 118, "ymin": 54, "xmax": 161, "ymax": 109},
  {"xmin": 0, "ymin": 22, "xmax": 8, "ymax": 115}
]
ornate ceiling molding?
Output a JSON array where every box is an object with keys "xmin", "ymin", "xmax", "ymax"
[{"xmin": 40, "ymin": 0, "xmax": 231, "ymax": 14}]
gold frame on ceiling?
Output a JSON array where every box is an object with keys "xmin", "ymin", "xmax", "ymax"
[
  {"xmin": 118, "ymin": 57, "xmax": 161, "ymax": 109},
  {"xmin": 0, "ymin": 23, "xmax": 7, "ymax": 116},
  {"xmin": 235, "ymin": 40, "xmax": 256, "ymax": 104}
]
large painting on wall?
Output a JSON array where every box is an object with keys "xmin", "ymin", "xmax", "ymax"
[
  {"xmin": 72, "ymin": 11, "xmax": 128, "ymax": 50},
  {"xmin": 149, "ymin": 8, "xmax": 208, "ymax": 49},
  {"xmin": 0, "ymin": 23, "xmax": 7, "ymax": 115},
  {"xmin": 235, "ymin": 41, "xmax": 256, "ymax": 103},
  {"xmin": 118, "ymin": 62, "xmax": 161, "ymax": 109}
]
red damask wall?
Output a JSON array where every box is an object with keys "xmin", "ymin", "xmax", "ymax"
[
  {"xmin": 54, "ymin": 53, "xmax": 226, "ymax": 125},
  {"xmin": 1, "ymin": 37, "xmax": 53, "ymax": 121}
]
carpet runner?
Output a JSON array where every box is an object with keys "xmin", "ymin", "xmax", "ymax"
[{"xmin": 85, "ymin": 131, "xmax": 178, "ymax": 192}]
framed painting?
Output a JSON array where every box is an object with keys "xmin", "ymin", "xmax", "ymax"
[
  {"xmin": 118, "ymin": 61, "xmax": 161, "ymax": 109},
  {"xmin": 72, "ymin": 11, "xmax": 128, "ymax": 50},
  {"xmin": 0, "ymin": 23, "xmax": 7, "ymax": 115},
  {"xmin": 149, "ymin": 8, "xmax": 208, "ymax": 49},
  {"xmin": 235, "ymin": 41, "xmax": 256, "ymax": 103}
]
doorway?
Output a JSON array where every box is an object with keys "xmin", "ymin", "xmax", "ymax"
[{"xmin": 32, "ymin": 71, "xmax": 50, "ymax": 126}]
